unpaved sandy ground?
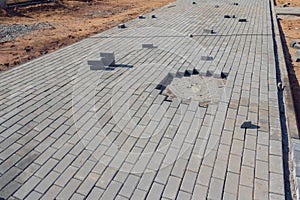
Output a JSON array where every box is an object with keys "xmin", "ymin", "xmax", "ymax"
[
  {"xmin": 0, "ymin": 0, "xmax": 173, "ymax": 71},
  {"xmin": 276, "ymin": 0, "xmax": 300, "ymax": 7},
  {"xmin": 276, "ymin": 0, "xmax": 300, "ymax": 128}
]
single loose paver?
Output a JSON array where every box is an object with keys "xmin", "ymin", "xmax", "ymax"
[{"xmin": 0, "ymin": 0, "xmax": 292, "ymax": 199}]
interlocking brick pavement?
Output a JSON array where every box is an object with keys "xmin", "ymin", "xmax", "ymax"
[{"xmin": 0, "ymin": 0, "xmax": 291, "ymax": 199}]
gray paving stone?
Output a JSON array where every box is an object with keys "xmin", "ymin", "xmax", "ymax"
[
  {"xmin": 0, "ymin": 0, "xmax": 289, "ymax": 199},
  {"xmin": 202, "ymin": 148, "xmax": 218, "ymax": 167},
  {"xmin": 131, "ymin": 154, "xmax": 152, "ymax": 174},
  {"xmin": 254, "ymin": 179, "xmax": 268, "ymax": 199},
  {"xmin": 96, "ymin": 167, "xmax": 117, "ymax": 189},
  {"xmin": 137, "ymin": 171, "xmax": 156, "ymax": 192},
  {"xmin": 255, "ymin": 160, "xmax": 269, "ymax": 181},
  {"xmin": 192, "ymin": 184, "xmax": 208, "ymax": 200},
  {"xmin": 256, "ymin": 144, "xmax": 268, "ymax": 162},
  {"xmin": 101, "ymin": 180, "xmax": 122, "ymax": 200},
  {"xmin": 115, "ymin": 195, "xmax": 128, "ymax": 200},
  {"xmin": 146, "ymin": 182, "xmax": 164, "ymax": 200},
  {"xmin": 0, "ymin": 133, "xmax": 22, "ymax": 150},
  {"xmin": 54, "ymin": 154, "xmax": 76, "ymax": 173},
  {"xmin": 240, "ymin": 165, "xmax": 254, "ymax": 187},
  {"xmin": 35, "ymin": 171, "xmax": 60, "ymax": 194},
  {"xmin": 34, "ymin": 146, "xmax": 56, "ymax": 164},
  {"xmin": 0, "ymin": 154, "xmax": 22, "ymax": 174},
  {"xmin": 207, "ymin": 178, "xmax": 224, "ymax": 200},
  {"xmin": 52, "ymin": 143, "xmax": 73, "ymax": 160},
  {"xmin": 0, "ymin": 167, "xmax": 22, "ymax": 190},
  {"xmin": 269, "ymin": 193, "xmax": 285, "ymax": 200},
  {"xmin": 220, "ymin": 130, "xmax": 233, "ymax": 146},
  {"xmin": 238, "ymin": 185, "xmax": 253, "ymax": 200},
  {"xmin": 15, "ymin": 151, "xmax": 39, "ymax": 170},
  {"xmin": 131, "ymin": 189, "xmax": 147, "ymax": 200},
  {"xmin": 269, "ymin": 155, "xmax": 283, "ymax": 174},
  {"xmin": 197, "ymin": 165, "xmax": 213, "ymax": 187},
  {"xmin": 245, "ymin": 135, "xmax": 256, "ymax": 151},
  {"xmin": 0, "ymin": 143, "xmax": 22, "ymax": 160},
  {"xmin": 57, "ymin": 178, "xmax": 81, "ymax": 199},
  {"xmin": 211, "ymin": 150, "xmax": 227, "ymax": 174},
  {"xmin": 186, "ymin": 154, "xmax": 201, "ymax": 173},
  {"xmin": 177, "ymin": 190, "xmax": 192, "ymax": 199},
  {"xmin": 242, "ymin": 149, "xmax": 255, "ymax": 167},
  {"xmin": 35, "ymin": 137, "xmax": 55, "ymax": 156},
  {"xmin": 70, "ymin": 193, "xmax": 85, "ymax": 200},
  {"xmin": 72, "ymin": 150, "xmax": 92, "ymax": 168},
  {"xmin": 55, "ymin": 165, "xmax": 78, "ymax": 187},
  {"xmin": 224, "ymin": 118, "xmax": 235, "ymax": 131},
  {"xmin": 0, "ymin": 181, "xmax": 21, "ymax": 199},
  {"xmin": 162, "ymin": 176, "xmax": 181, "ymax": 199},
  {"xmin": 269, "ymin": 140, "xmax": 283, "ymax": 156},
  {"xmin": 181, "ymin": 170, "xmax": 197, "ymax": 193},
  {"xmin": 147, "ymin": 152, "xmax": 165, "ymax": 171},
  {"xmin": 74, "ymin": 160, "xmax": 96, "ymax": 181},
  {"xmin": 114, "ymin": 171, "xmax": 129, "ymax": 184},
  {"xmin": 35, "ymin": 158, "xmax": 58, "ymax": 178},
  {"xmin": 77, "ymin": 172, "xmax": 100, "ymax": 196},
  {"xmin": 269, "ymin": 172, "xmax": 284, "ymax": 195},
  {"xmin": 216, "ymin": 144, "xmax": 230, "ymax": 162},
  {"xmin": 67, "ymin": 134, "xmax": 82, "ymax": 146},
  {"xmin": 15, "ymin": 163, "xmax": 40, "ymax": 184},
  {"xmin": 86, "ymin": 187, "xmax": 104, "ymax": 200},
  {"xmin": 16, "ymin": 139, "xmax": 39, "ymax": 157},
  {"xmin": 269, "ymin": 128, "xmax": 281, "ymax": 141},
  {"xmin": 119, "ymin": 174, "xmax": 140, "ymax": 198},
  {"xmin": 25, "ymin": 191, "xmax": 42, "ymax": 200},
  {"xmin": 230, "ymin": 139, "xmax": 244, "ymax": 156},
  {"xmin": 13, "ymin": 175, "xmax": 41, "ymax": 199},
  {"xmin": 223, "ymin": 192, "xmax": 236, "ymax": 200},
  {"xmin": 224, "ymin": 172, "xmax": 239, "ymax": 196},
  {"xmin": 155, "ymin": 164, "xmax": 173, "ymax": 185}
]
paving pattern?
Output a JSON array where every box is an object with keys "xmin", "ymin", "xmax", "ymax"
[{"xmin": 0, "ymin": 0, "xmax": 290, "ymax": 199}]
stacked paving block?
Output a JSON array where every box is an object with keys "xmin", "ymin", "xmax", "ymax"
[
  {"xmin": 88, "ymin": 52, "xmax": 115, "ymax": 70},
  {"xmin": 142, "ymin": 44, "xmax": 158, "ymax": 49}
]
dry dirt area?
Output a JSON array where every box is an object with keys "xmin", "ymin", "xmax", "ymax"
[
  {"xmin": 276, "ymin": 0, "xmax": 300, "ymax": 128},
  {"xmin": 0, "ymin": 0, "xmax": 173, "ymax": 71},
  {"xmin": 276, "ymin": 0, "xmax": 300, "ymax": 7}
]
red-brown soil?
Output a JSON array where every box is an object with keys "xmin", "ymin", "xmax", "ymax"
[{"xmin": 0, "ymin": 0, "xmax": 174, "ymax": 71}]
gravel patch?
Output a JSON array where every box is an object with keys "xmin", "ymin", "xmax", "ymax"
[{"xmin": 0, "ymin": 22, "xmax": 54, "ymax": 42}]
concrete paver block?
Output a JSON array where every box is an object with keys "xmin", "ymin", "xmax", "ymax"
[
  {"xmin": 239, "ymin": 19, "xmax": 247, "ymax": 22},
  {"xmin": 290, "ymin": 41, "xmax": 300, "ymax": 49},
  {"xmin": 203, "ymin": 29, "xmax": 214, "ymax": 34},
  {"xmin": 88, "ymin": 52, "xmax": 115, "ymax": 70},
  {"xmin": 241, "ymin": 120, "xmax": 252, "ymax": 128},
  {"xmin": 100, "ymin": 52, "xmax": 116, "ymax": 66},
  {"xmin": 293, "ymin": 55, "xmax": 300, "ymax": 62},
  {"xmin": 224, "ymin": 15, "xmax": 236, "ymax": 18},
  {"xmin": 201, "ymin": 56, "xmax": 214, "ymax": 61},
  {"xmin": 142, "ymin": 44, "xmax": 158, "ymax": 49},
  {"xmin": 118, "ymin": 24, "xmax": 126, "ymax": 28}
]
